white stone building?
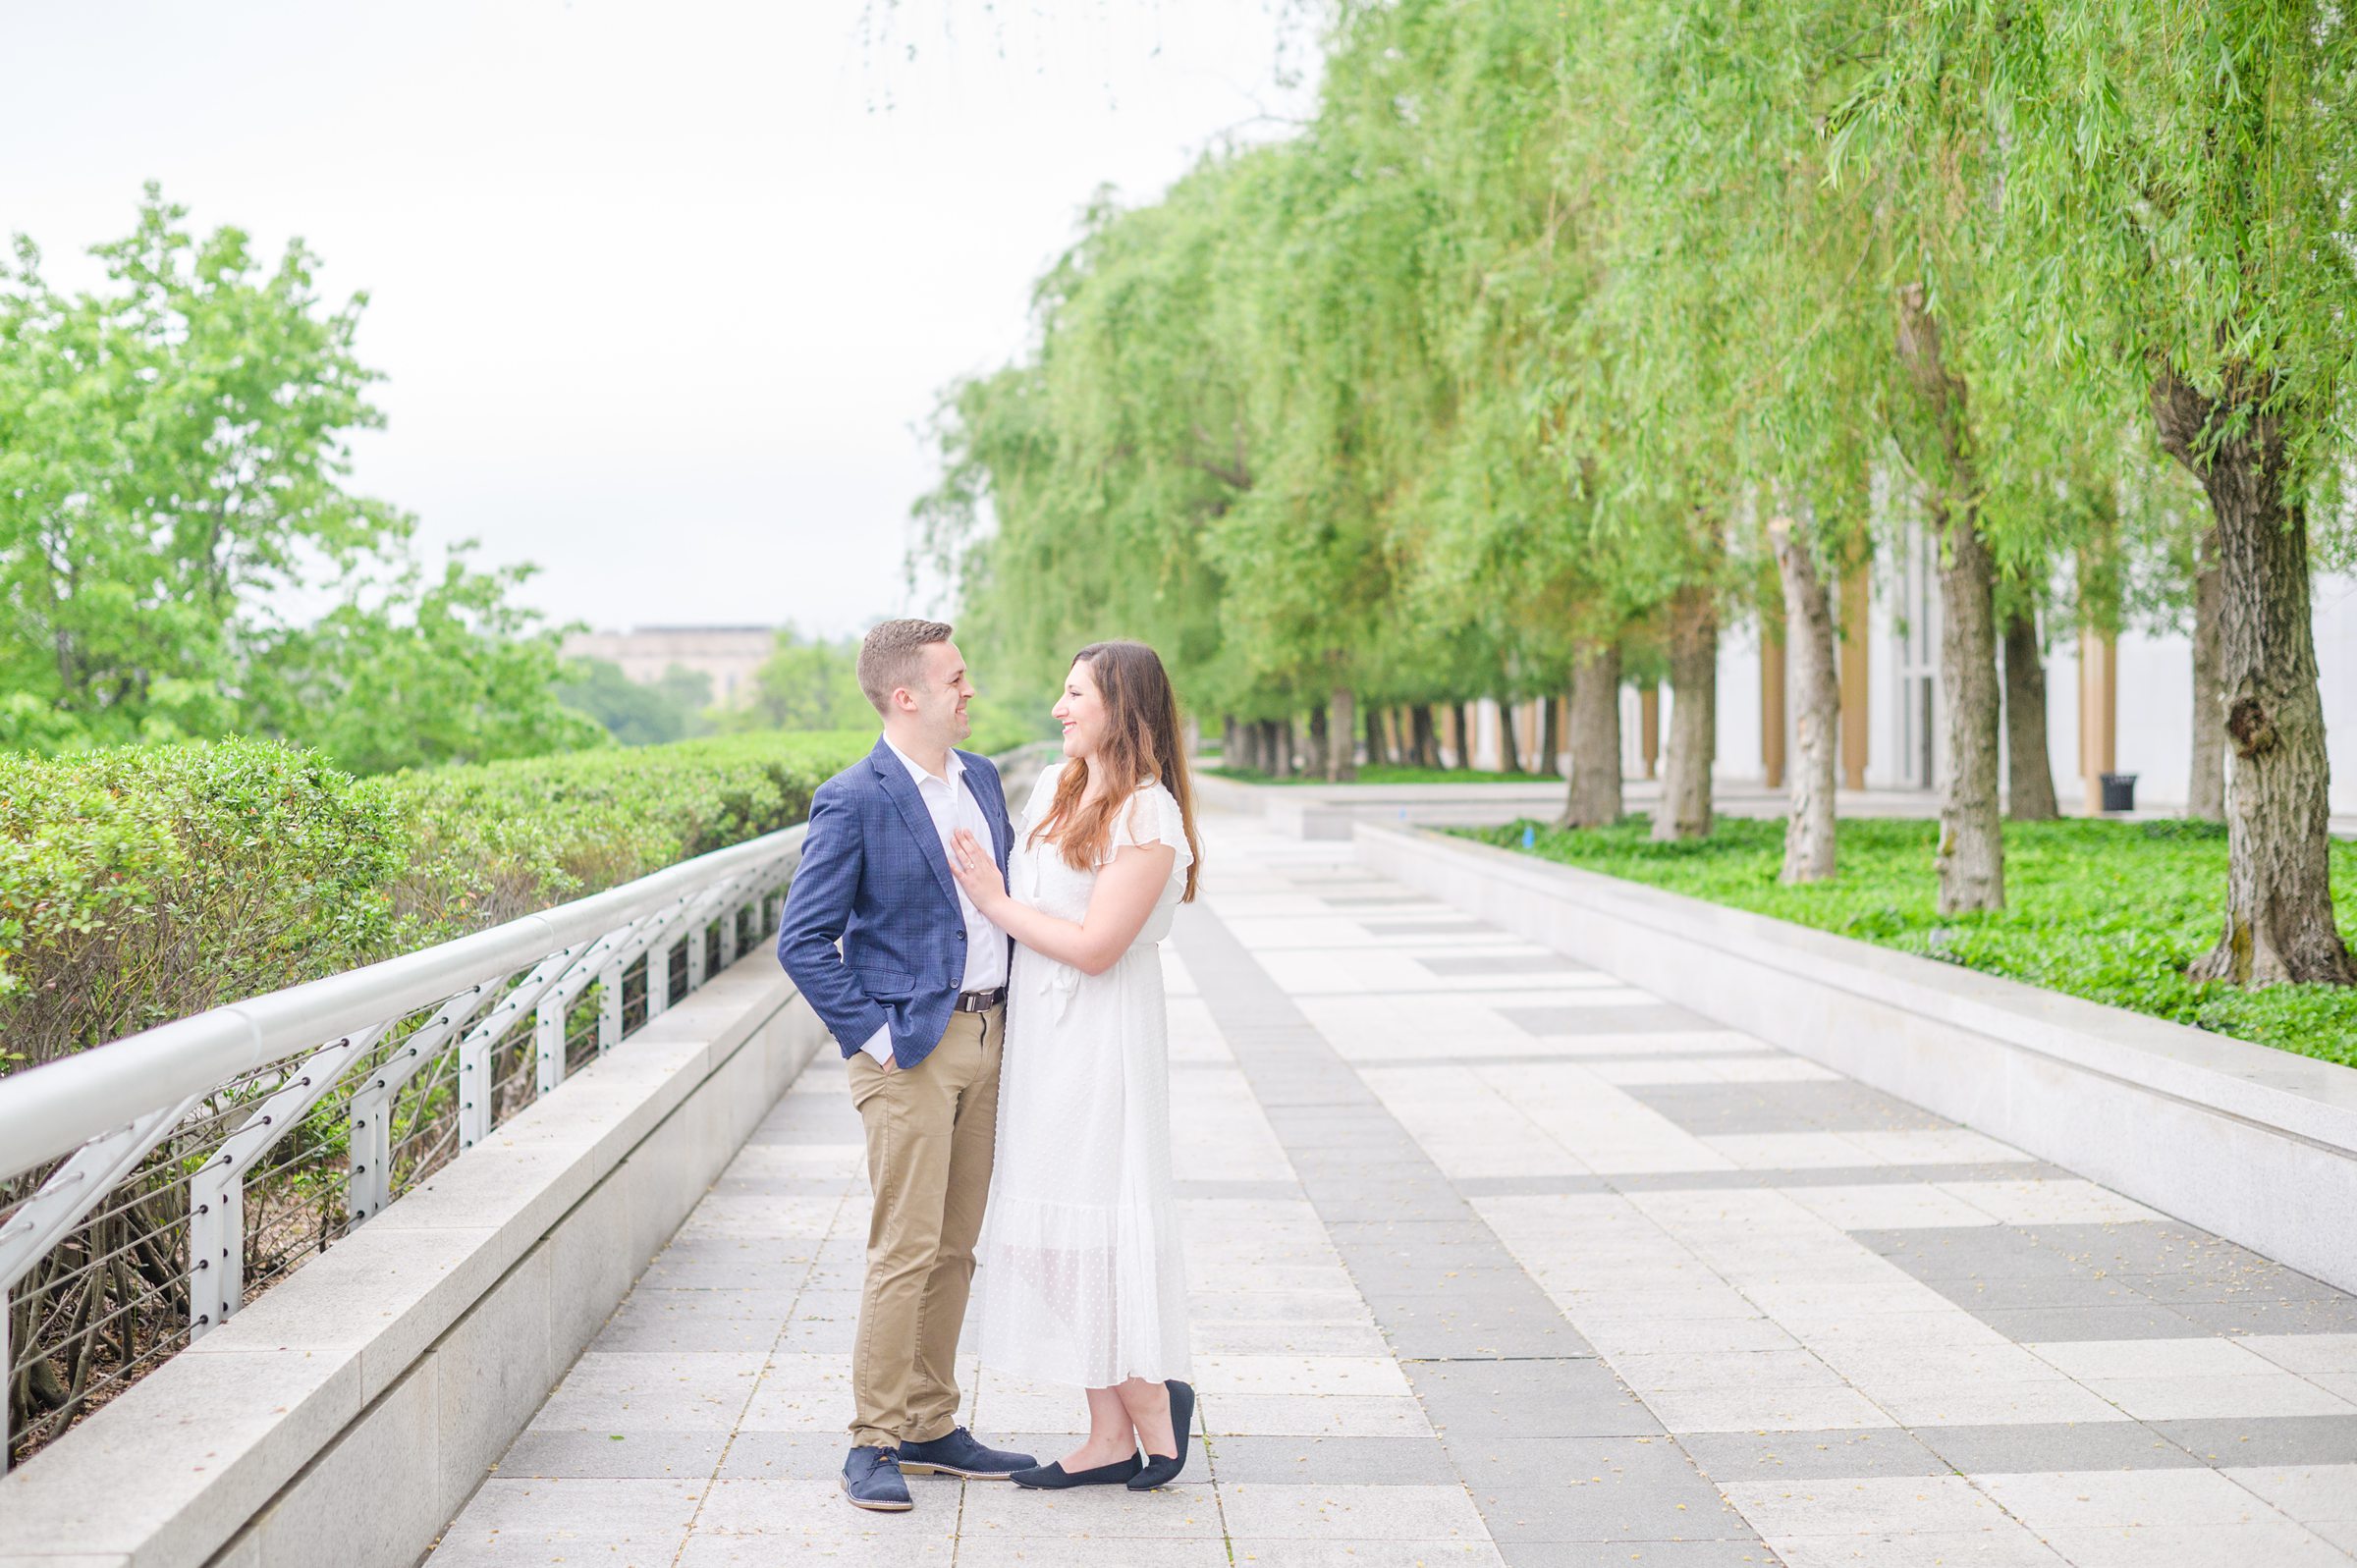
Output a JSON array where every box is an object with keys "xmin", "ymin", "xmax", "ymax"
[
  {"xmin": 561, "ymin": 625, "xmax": 778, "ymax": 708},
  {"xmin": 1467, "ymin": 535, "xmax": 2357, "ymax": 815}
]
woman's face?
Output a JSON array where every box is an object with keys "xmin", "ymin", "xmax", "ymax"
[{"xmin": 1054, "ymin": 659, "xmax": 1108, "ymax": 761}]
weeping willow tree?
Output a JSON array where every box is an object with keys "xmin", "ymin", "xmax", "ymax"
[
  {"xmin": 1844, "ymin": 0, "xmax": 2357, "ymax": 984},
  {"xmin": 914, "ymin": 165, "xmax": 1256, "ymax": 721}
]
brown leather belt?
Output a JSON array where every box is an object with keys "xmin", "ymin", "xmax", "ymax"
[{"xmin": 953, "ymin": 987, "xmax": 1007, "ymax": 1013}]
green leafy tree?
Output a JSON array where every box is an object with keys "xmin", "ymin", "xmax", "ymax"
[
  {"xmin": 553, "ymin": 659, "xmax": 715, "ymax": 747},
  {"xmin": 0, "ymin": 189, "xmax": 595, "ymax": 773},
  {"xmin": 732, "ymin": 627, "xmax": 870, "ymax": 733}
]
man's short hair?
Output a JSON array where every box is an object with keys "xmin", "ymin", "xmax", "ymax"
[{"xmin": 856, "ymin": 619, "xmax": 955, "ymax": 716}]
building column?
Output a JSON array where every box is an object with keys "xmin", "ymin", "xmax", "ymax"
[
  {"xmin": 1639, "ymin": 686, "xmax": 1661, "ymax": 780},
  {"xmin": 1761, "ymin": 633, "xmax": 1787, "ymax": 789},
  {"xmin": 1839, "ymin": 565, "xmax": 1870, "ymax": 791},
  {"xmin": 2078, "ymin": 628, "xmax": 2117, "ymax": 813}
]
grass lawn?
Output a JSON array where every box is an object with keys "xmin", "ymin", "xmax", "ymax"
[
  {"xmin": 1461, "ymin": 814, "xmax": 2357, "ymax": 1069},
  {"xmin": 1211, "ymin": 762, "xmax": 1555, "ymax": 786}
]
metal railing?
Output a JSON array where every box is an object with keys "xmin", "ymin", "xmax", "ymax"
[{"xmin": 0, "ymin": 823, "xmax": 807, "ymax": 1471}]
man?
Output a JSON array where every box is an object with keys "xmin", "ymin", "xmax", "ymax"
[{"xmin": 777, "ymin": 619, "xmax": 1036, "ymax": 1512}]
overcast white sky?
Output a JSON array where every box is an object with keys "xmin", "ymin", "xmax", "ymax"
[{"xmin": 3, "ymin": 0, "xmax": 1319, "ymax": 637}]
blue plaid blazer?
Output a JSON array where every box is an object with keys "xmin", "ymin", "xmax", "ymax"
[{"xmin": 776, "ymin": 736, "xmax": 1015, "ymax": 1069}]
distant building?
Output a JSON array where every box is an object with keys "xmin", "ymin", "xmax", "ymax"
[{"xmin": 563, "ymin": 625, "xmax": 777, "ymax": 707}]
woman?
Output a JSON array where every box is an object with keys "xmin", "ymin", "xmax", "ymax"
[{"xmin": 945, "ymin": 639, "xmax": 1203, "ymax": 1491}]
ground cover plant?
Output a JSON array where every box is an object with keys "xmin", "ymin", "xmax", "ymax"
[{"xmin": 1467, "ymin": 816, "xmax": 2357, "ymax": 1068}]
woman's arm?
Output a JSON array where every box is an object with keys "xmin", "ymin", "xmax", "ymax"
[{"xmin": 948, "ymin": 827, "xmax": 1176, "ymax": 977}]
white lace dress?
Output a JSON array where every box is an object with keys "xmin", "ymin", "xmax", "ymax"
[{"xmin": 973, "ymin": 765, "xmax": 1192, "ymax": 1389}]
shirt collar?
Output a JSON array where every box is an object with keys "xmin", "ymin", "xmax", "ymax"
[{"xmin": 882, "ymin": 733, "xmax": 963, "ymax": 790}]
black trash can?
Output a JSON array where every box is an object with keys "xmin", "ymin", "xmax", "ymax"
[{"xmin": 2100, "ymin": 772, "xmax": 2138, "ymax": 813}]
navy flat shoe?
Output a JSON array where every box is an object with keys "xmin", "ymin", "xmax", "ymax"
[
  {"xmin": 1011, "ymin": 1453, "xmax": 1143, "ymax": 1488},
  {"xmin": 1127, "ymin": 1380, "xmax": 1195, "ymax": 1490}
]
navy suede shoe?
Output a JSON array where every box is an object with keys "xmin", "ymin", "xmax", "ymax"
[
  {"xmin": 896, "ymin": 1427, "xmax": 1038, "ymax": 1480},
  {"xmin": 842, "ymin": 1445, "xmax": 913, "ymax": 1511}
]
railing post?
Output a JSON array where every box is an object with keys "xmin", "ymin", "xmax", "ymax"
[
  {"xmin": 687, "ymin": 922, "xmax": 708, "ymax": 992},
  {"xmin": 598, "ymin": 962, "xmax": 623, "ymax": 1052},
  {"xmin": 535, "ymin": 994, "xmax": 568, "ymax": 1096},
  {"xmin": 648, "ymin": 939, "xmax": 674, "ymax": 1017},
  {"xmin": 188, "ymin": 1168, "xmax": 243, "ymax": 1341}
]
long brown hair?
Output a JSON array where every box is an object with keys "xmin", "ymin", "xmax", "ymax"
[{"xmin": 1029, "ymin": 640, "xmax": 1202, "ymax": 901}]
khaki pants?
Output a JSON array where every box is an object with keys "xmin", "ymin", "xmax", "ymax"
[{"xmin": 845, "ymin": 1004, "xmax": 1003, "ymax": 1448}]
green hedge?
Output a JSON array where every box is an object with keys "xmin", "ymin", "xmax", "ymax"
[
  {"xmin": 1466, "ymin": 815, "xmax": 2357, "ymax": 1068},
  {"xmin": 0, "ymin": 730, "xmax": 874, "ymax": 1073}
]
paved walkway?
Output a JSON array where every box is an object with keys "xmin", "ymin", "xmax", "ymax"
[{"xmin": 428, "ymin": 812, "xmax": 2357, "ymax": 1567}]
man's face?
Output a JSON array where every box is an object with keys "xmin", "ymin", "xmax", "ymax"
[{"xmin": 904, "ymin": 639, "xmax": 975, "ymax": 745}]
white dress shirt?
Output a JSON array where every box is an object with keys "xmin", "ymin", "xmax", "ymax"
[{"xmin": 859, "ymin": 736, "xmax": 1010, "ymax": 1064}]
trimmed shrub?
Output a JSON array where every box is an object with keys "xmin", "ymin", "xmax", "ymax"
[{"xmin": 0, "ymin": 730, "xmax": 873, "ymax": 1072}]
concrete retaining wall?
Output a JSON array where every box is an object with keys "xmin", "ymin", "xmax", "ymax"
[
  {"xmin": 1356, "ymin": 822, "xmax": 2357, "ymax": 1297},
  {"xmin": 0, "ymin": 950, "xmax": 822, "ymax": 1568}
]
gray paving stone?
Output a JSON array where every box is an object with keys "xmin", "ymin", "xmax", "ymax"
[
  {"xmin": 713, "ymin": 1431, "xmax": 863, "ymax": 1480},
  {"xmin": 1176, "ymin": 1178, "xmax": 1303, "ymax": 1201},
  {"xmin": 1677, "ymin": 1428, "xmax": 1949, "ymax": 1482},
  {"xmin": 1608, "ymin": 1162, "xmax": 2060, "ymax": 1192},
  {"xmin": 497, "ymin": 1430, "xmax": 730, "ymax": 1479},
  {"xmin": 1619, "ymin": 1081, "xmax": 1947, "ymax": 1136},
  {"xmin": 2024, "ymin": 1220, "xmax": 2239, "ymax": 1273},
  {"xmin": 1403, "ymin": 1359, "xmax": 1661, "ymax": 1438},
  {"xmin": 592, "ymin": 1287, "xmax": 797, "ymax": 1353},
  {"xmin": 1417, "ymin": 953, "xmax": 1595, "ymax": 976},
  {"xmin": 637, "ymin": 1237, "xmax": 819, "ymax": 1290},
  {"xmin": 1971, "ymin": 1303, "xmax": 2207, "ymax": 1341},
  {"xmin": 1205, "ymin": 1434, "xmax": 1460, "ymax": 1485},
  {"xmin": 1450, "ymin": 1435, "xmax": 1749, "ymax": 1542},
  {"xmin": 1858, "ymin": 1226, "xmax": 2092, "ymax": 1280},
  {"xmin": 1453, "ymin": 1175, "xmax": 1616, "ymax": 1198},
  {"xmin": 2171, "ymin": 1295, "xmax": 2357, "ymax": 1334},
  {"xmin": 1499, "ymin": 1541, "xmax": 1781, "ymax": 1567},
  {"xmin": 1495, "ymin": 1002, "xmax": 1722, "ymax": 1036},
  {"xmin": 711, "ymin": 1173, "xmax": 857, "ymax": 1198},
  {"xmin": 1910, "ymin": 1420, "xmax": 2202, "ymax": 1474},
  {"xmin": 1364, "ymin": 919, "xmax": 1497, "ymax": 936},
  {"xmin": 1374, "ymin": 1298, "xmax": 1595, "ymax": 1361},
  {"xmin": 1321, "ymin": 893, "xmax": 1442, "ymax": 907},
  {"xmin": 2156, "ymin": 1414, "xmax": 2357, "ymax": 1466},
  {"xmin": 1920, "ymin": 1273, "xmax": 2154, "ymax": 1311}
]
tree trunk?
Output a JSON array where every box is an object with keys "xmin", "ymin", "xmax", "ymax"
[
  {"xmin": 1306, "ymin": 703, "xmax": 1330, "ymax": 780},
  {"xmin": 1770, "ymin": 523, "xmax": 1837, "ymax": 878},
  {"xmin": 1447, "ymin": 701, "xmax": 1471, "ymax": 769},
  {"xmin": 1560, "ymin": 645, "xmax": 1623, "ymax": 828},
  {"xmin": 2189, "ymin": 526, "xmax": 2226, "ymax": 821},
  {"xmin": 1328, "ymin": 686, "xmax": 1357, "ymax": 782},
  {"xmin": 1895, "ymin": 282, "xmax": 2004, "ymax": 914},
  {"xmin": 1498, "ymin": 697, "xmax": 1523, "ymax": 775},
  {"xmin": 1653, "ymin": 586, "xmax": 1718, "ymax": 842},
  {"xmin": 1272, "ymin": 717, "xmax": 1295, "ymax": 780},
  {"xmin": 2154, "ymin": 367, "xmax": 2356, "ymax": 985},
  {"xmin": 1411, "ymin": 704, "xmax": 1442, "ymax": 769},
  {"xmin": 1539, "ymin": 694, "xmax": 1561, "ymax": 778},
  {"xmin": 2001, "ymin": 600, "xmax": 2060, "ymax": 821}
]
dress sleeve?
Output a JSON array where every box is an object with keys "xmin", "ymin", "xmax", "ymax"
[{"xmin": 1107, "ymin": 784, "xmax": 1193, "ymax": 880}]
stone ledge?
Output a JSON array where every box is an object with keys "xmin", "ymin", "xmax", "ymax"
[
  {"xmin": 1355, "ymin": 822, "xmax": 2357, "ymax": 1296},
  {"xmin": 0, "ymin": 951, "xmax": 818, "ymax": 1568}
]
